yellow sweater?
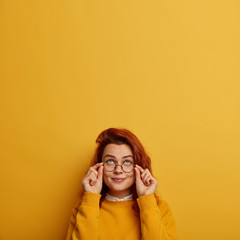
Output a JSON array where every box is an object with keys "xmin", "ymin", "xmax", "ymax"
[{"xmin": 66, "ymin": 192, "xmax": 177, "ymax": 240}]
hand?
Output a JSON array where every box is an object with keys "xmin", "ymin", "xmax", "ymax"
[
  {"xmin": 135, "ymin": 164, "xmax": 158, "ymax": 197},
  {"xmin": 82, "ymin": 163, "xmax": 103, "ymax": 194}
]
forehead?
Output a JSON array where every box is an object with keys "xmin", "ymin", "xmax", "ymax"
[{"xmin": 102, "ymin": 144, "xmax": 133, "ymax": 157}]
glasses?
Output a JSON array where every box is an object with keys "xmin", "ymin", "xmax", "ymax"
[{"xmin": 103, "ymin": 160, "xmax": 135, "ymax": 173}]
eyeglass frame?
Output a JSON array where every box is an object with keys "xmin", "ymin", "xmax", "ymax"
[{"xmin": 103, "ymin": 161, "xmax": 135, "ymax": 173}]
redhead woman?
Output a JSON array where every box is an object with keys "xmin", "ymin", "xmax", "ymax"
[{"xmin": 66, "ymin": 128, "xmax": 177, "ymax": 240}]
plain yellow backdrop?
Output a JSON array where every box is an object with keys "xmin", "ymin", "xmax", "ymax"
[{"xmin": 0, "ymin": 1, "xmax": 239, "ymax": 239}]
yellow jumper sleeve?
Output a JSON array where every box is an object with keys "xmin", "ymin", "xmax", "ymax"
[
  {"xmin": 137, "ymin": 194, "xmax": 177, "ymax": 240},
  {"xmin": 70, "ymin": 192, "xmax": 101, "ymax": 240}
]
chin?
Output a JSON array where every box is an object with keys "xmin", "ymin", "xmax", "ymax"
[
  {"xmin": 110, "ymin": 185, "xmax": 129, "ymax": 192},
  {"xmin": 107, "ymin": 180, "xmax": 134, "ymax": 194}
]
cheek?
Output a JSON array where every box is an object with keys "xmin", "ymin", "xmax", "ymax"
[
  {"xmin": 103, "ymin": 171, "xmax": 111, "ymax": 184},
  {"xmin": 127, "ymin": 172, "xmax": 136, "ymax": 182}
]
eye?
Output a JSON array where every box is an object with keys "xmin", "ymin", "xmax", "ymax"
[
  {"xmin": 106, "ymin": 159, "xmax": 115, "ymax": 164},
  {"xmin": 123, "ymin": 160, "xmax": 132, "ymax": 165}
]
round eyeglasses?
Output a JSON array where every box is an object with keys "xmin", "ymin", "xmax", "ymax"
[{"xmin": 103, "ymin": 160, "xmax": 135, "ymax": 173}]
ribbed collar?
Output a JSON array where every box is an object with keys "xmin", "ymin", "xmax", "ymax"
[{"xmin": 105, "ymin": 193, "xmax": 133, "ymax": 201}]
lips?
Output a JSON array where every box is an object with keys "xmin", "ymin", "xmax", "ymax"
[{"xmin": 111, "ymin": 178, "xmax": 126, "ymax": 183}]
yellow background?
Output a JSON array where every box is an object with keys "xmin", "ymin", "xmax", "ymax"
[{"xmin": 0, "ymin": 1, "xmax": 239, "ymax": 240}]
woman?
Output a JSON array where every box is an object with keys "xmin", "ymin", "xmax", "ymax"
[{"xmin": 66, "ymin": 128, "xmax": 177, "ymax": 240}]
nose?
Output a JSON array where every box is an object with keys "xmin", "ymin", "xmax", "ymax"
[{"xmin": 114, "ymin": 164, "xmax": 123, "ymax": 173}]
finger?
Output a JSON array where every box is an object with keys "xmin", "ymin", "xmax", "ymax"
[
  {"xmin": 142, "ymin": 173, "xmax": 151, "ymax": 185},
  {"xmin": 148, "ymin": 177, "xmax": 158, "ymax": 188},
  {"xmin": 90, "ymin": 172, "xmax": 97, "ymax": 180},
  {"xmin": 135, "ymin": 164, "xmax": 145, "ymax": 173},
  {"xmin": 83, "ymin": 175, "xmax": 92, "ymax": 186},
  {"xmin": 142, "ymin": 172, "xmax": 150, "ymax": 182},
  {"xmin": 82, "ymin": 169, "xmax": 97, "ymax": 186},
  {"xmin": 91, "ymin": 162, "xmax": 104, "ymax": 170},
  {"xmin": 88, "ymin": 168, "xmax": 98, "ymax": 177},
  {"xmin": 90, "ymin": 172, "xmax": 97, "ymax": 179},
  {"xmin": 150, "ymin": 176, "xmax": 158, "ymax": 185},
  {"xmin": 89, "ymin": 163, "xmax": 103, "ymax": 176},
  {"xmin": 145, "ymin": 176, "xmax": 152, "ymax": 186},
  {"xmin": 89, "ymin": 169, "xmax": 98, "ymax": 178},
  {"xmin": 134, "ymin": 167, "xmax": 141, "ymax": 183},
  {"xmin": 89, "ymin": 179, "xmax": 97, "ymax": 186},
  {"xmin": 89, "ymin": 172, "xmax": 97, "ymax": 185},
  {"xmin": 141, "ymin": 169, "xmax": 151, "ymax": 180}
]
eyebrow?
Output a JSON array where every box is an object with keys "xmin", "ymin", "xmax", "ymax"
[{"xmin": 103, "ymin": 154, "xmax": 134, "ymax": 159}]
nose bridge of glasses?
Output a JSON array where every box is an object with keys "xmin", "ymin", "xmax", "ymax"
[{"xmin": 114, "ymin": 163, "xmax": 123, "ymax": 171}]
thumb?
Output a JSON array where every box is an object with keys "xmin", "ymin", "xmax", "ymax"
[
  {"xmin": 135, "ymin": 167, "xmax": 141, "ymax": 183},
  {"xmin": 97, "ymin": 165, "xmax": 103, "ymax": 181}
]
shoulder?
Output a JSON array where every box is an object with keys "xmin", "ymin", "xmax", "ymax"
[
  {"xmin": 137, "ymin": 193, "xmax": 169, "ymax": 212},
  {"xmin": 152, "ymin": 193, "xmax": 173, "ymax": 213},
  {"xmin": 157, "ymin": 198, "xmax": 172, "ymax": 212},
  {"xmin": 67, "ymin": 192, "xmax": 101, "ymax": 231},
  {"xmin": 155, "ymin": 197, "xmax": 176, "ymax": 224}
]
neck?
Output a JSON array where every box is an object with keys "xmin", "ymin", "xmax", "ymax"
[{"xmin": 108, "ymin": 189, "xmax": 132, "ymax": 199}]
